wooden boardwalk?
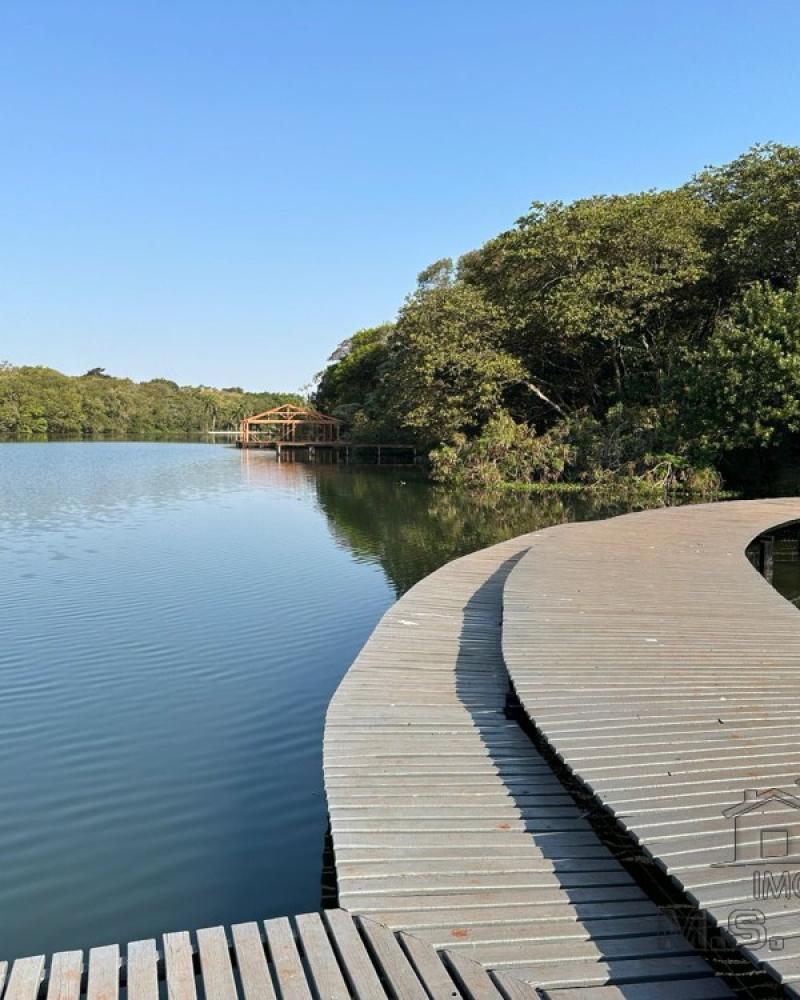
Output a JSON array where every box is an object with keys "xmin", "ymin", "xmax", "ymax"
[
  {"xmin": 502, "ymin": 498, "xmax": 800, "ymax": 995},
  {"xmin": 324, "ymin": 535, "xmax": 734, "ymax": 997},
  {"xmin": 0, "ymin": 909, "xmax": 544, "ymax": 1000}
]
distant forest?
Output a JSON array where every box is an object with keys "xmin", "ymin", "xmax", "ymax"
[
  {"xmin": 0, "ymin": 364, "xmax": 300, "ymax": 438},
  {"xmin": 314, "ymin": 143, "xmax": 800, "ymax": 495}
]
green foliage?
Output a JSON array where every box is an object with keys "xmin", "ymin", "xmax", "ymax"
[
  {"xmin": 0, "ymin": 365, "xmax": 300, "ymax": 439},
  {"xmin": 431, "ymin": 405, "xmax": 720, "ymax": 497},
  {"xmin": 314, "ymin": 324, "xmax": 394, "ymax": 439},
  {"xmin": 379, "ymin": 272, "xmax": 524, "ymax": 446},
  {"xmin": 691, "ymin": 282, "xmax": 800, "ymax": 453},
  {"xmin": 691, "ymin": 143, "xmax": 800, "ymax": 294},
  {"xmin": 430, "ymin": 411, "xmax": 571, "ymax": 488},
  {"xmin": 313, "ymin": 143, "xmax": 800, "ymax": 495},
  {"xmin": 461, "ymin": 189, "xmax": 710, "ymax": 412}
]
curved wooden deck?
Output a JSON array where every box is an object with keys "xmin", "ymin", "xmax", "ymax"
[
  {"xmin": 324, "ymin": 535, "xmax": 733, "ymax": 997},
  {"xmin": 502, "ymin": 498, "xmax": 800, "ymax": 995}
]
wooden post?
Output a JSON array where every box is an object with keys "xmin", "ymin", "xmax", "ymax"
[{"xmin": 760, "ymin": 536, "xmax": 774, "ymax": 584}]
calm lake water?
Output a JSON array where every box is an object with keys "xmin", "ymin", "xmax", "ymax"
[{"xmin": 0, "ymin": 442, "xmax": 643, "ymax": 957}]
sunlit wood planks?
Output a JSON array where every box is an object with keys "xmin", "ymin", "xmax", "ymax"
[
  {"xmin": 503, "ymin": 497, "xmax": 800, "ymax": 995},
  {"xmin": 325, "ymin": 531, "xmax": 732, "ymax": 996},
  {"xmin": 0, "ymin": 911, "xmax": 519, "ymax": 1000}
]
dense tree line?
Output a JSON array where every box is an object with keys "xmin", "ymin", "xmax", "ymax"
[
  {"xmin": 315, "ymin": 144, "xmax": 800, "ymax": 493},
  {"xmin": 0, "ymin": 364, "xmax": 300, "ymax": 438}
]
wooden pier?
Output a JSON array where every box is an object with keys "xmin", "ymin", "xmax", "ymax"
[
  {"xmin": 502, "ymin": 498, "xmax": 800, "ymax": 995},
  {"xmin": 234, "ymin": 404, "xmax": 416, "ymax": 463},
  {"xmin": 12, "ymin": 498, "xmax": 800, "ymax": 997},
  {"xmin": 237, "ymin": 404, "xmax": 345, "ymax": 448},
  {"xmin": 324, "ymin": 531, "xmax": 737, "ymax": 997}
]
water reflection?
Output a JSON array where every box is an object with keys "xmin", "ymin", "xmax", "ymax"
[{"xmin": 311, "ymin": 467, "xmax": 644, "ymax": 595}]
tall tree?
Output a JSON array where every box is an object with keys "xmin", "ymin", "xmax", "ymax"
[
  {"xmin": 314, "ymin": 324, "xmax": 393, "ymax": 424},
  {"xmin": 379, "ymin": 264, "xmax": 524, "ymax": 445},
  {"xmin": 692, "ymin": 143, "xmax": 800, "ymax": 297},
  {"xmin": 691, "ymin": 282, "xmax": 800, "ymax": 456},
  {"xmin": 461, "ymin": 189, "xmax": 710, "ymax": 415}
]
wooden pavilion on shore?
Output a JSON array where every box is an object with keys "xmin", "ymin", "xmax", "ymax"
[
  {"xmin": 237, "ymin": 403, "xmax": 343, "ymax": 447},
  {"xmin": 236, "ymin": 403, "xmax": 416, "ymax": 464}
]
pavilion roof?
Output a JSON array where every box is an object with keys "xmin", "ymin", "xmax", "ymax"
[{"xmin": 242, "ymin": 404, "xmax": 342, "ymax": 424}]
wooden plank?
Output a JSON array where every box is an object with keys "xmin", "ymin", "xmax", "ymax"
[
  {"xmin": 294, "ymin": 912, "xmax": 349, "ymax": 1000},
  {"xmin": 344, "ymin": 887, "xmax": 648, "ymax": 913},
  {"xmin": 503, "ymin": 955, "xmax": 721, "ymax": 989},
  {"xmin": 538, "ymin": 980, "xmax": 734, "ymax": 999},
  {"xmin": 337, "ymin": 856, "xmax": 620, "ymax": 877},
  {"xmin": 442, "ymin": 933, "xmax": 696, "ymax": 967},
  {"xmin": 358, "ymin": 918, "xmax": 427, "ymax": 1000},
  {"xmin": 340, "ymin": 870, "xmax": 630, "ymax": 893},
  {"xmin": 365, "ymin": 899, "xmax": 660, "ymax": 931},
  {"xmin": 397, "ymin": 931, "xmax": 464, "ymax": 1000},
  {"xmin": 323, "ymin": 910, "xmax": 387, "ymax": 1000},
  {"xmin": 163, "ymin": 931, "xmax": 197, "ymax": 1000},
  {"xmin": 4, "ymin": 957, "xmax": 45, "ymax": 1000},
  {"xmin": 196, "ymin": 927, "xmax": 237, "ymax": 1000},
  {"xmin": 410, "ymin": 914, "xmax": 670, "ymax": 949},
  {"xmin": 231, "ymin": 922, "xmax": 276, "ymax": 1000},
  {"xmin": 490, "ymin": 971, "xmax": 539, "ymax": 1000},
  {"xmin": 443, "ymin": 950, "xmax": 504, "ymax": 1000},
  {"xmin": 126, "ymin": 941, "xmax": 157, "ymax": 1000},
  {"xmin": 263, "ymin": 917, "xmax": 312, "ymax": 1000},
  {"xmin": 45, "ymin": 952, "xmax": 83, "ymax": 1000},
  {"xmin": 501, "ymin": 498, "xmax": 800, "ymax": 992},
  {"xmin": 86, "ymin": 945, "xmax": 119, "ymax": 1000}
]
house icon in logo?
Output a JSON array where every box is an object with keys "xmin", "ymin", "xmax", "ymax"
[{"xmin": 722, "ymin": 787, "xmax": 800, "ymax": 865}]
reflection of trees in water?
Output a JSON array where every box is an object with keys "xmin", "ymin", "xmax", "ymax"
[
  {"xmin": 236, "ymin": 453, "xmax": 673, "ymax": 595},
  {"xmin": 311, "ymin": 466, "xmax": 656, "ymax": 596}
]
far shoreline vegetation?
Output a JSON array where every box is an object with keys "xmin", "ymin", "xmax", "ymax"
[
  {"xmin": 0, "ymin": 364, "xmax": 301, "ymax": 439},
  {"xmin": 5, "ymin": 144, "xmax": 800, "ymax": 502}
]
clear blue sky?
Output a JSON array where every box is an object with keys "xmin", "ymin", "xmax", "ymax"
[{"xmin": 1, "ymin": 1, "xmax": 798, "ymax": 392}]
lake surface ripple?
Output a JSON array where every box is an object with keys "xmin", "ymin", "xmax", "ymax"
[{"xmin": 0, "ymin": 442, "xmax": 629, "ymax": 956}]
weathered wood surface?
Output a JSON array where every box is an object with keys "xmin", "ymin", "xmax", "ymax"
[
  {"xmin": 503, "ymin": 498, "xmax": 800, "ymax": 995},
  {"xmin": 324, "ymin": 533, "xmax": 732, "ymax": 996},
  {"xmin": 0, "ymin": 911, "xmax": 516, "ymax": 1000}
]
